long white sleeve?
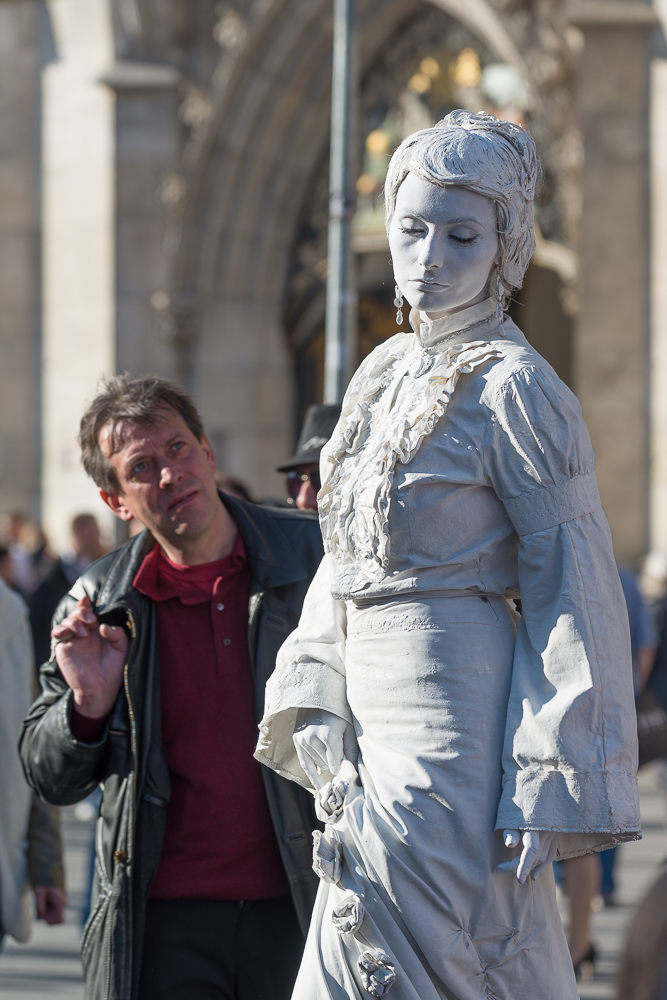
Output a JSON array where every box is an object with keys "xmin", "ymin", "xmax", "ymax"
[
  {"xmin": 484, "ymin": 367, "xmax": 641, "ymax": 856},
  {"xmin": 255, "ymin": 553, "xmax": 351, "ymax": 788}
]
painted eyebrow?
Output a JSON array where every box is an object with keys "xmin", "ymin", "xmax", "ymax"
[{"xmin": 397, "ymin": 212, "xmax": 487, "ymax": 228}]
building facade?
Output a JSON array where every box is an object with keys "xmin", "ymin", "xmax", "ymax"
[{"xmin": 0, "ymin": 0, "xmax": 663, "ymax": 563}]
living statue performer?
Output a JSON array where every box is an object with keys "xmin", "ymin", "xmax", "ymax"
[{"xmin": 255, "ymin": 111, "xmax": 640, "ymax": 1000}]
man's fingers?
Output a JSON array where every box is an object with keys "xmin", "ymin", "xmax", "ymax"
[
  {"xmin": 98, "ymin": 624, "xmax": 129, "ymax": 652},
  {"xmin": 52, "ymin": 603, "xmax": 99, "ymax": 638},
  {"xmin": 504, "ymin": 829, "xmax": 520, "ymax": 849}
]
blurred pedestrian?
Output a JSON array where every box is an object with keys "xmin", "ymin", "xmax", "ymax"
[
  {"xmin": 616, "ymin": 868, "xmax": 667, "ymax": 1000},
  {"xmin": 597, "ymin": 569, "xmax": 659, "ymax": 907},
  {"xmin": 276, "ymin": 404, "xmax": 341, "ymax": 510},
  {"xmin": 643, "ymin": 554, "xmax": 667, "ymax": 820},
  {"xmin": 20, "ymin": 374, "xmax": 322, "ymax": 1000},
  {"xmin": 0, "ymin": 575, "xmax": 66, "ymax": 950},
  {"xmin": 619, "ymin": 567, "xmax": 658, "ymax": 694},
  {"xmin": 29, "ymin": 513, "xmax": 105, "ymax": 669},
  {"xmin": 0, "ymin": 546, "xmax": 13, "ymax": 588},
  {"xmin": 0, "ymin": 513, "xmax": 54, "ymax": 597},
  {"xmin": 558, "ymin": 563, "xmax": 657, "ymax": 976}
]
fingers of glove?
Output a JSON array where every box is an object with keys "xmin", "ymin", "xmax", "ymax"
[
  {"xmin": 294, "ymin": 732, "xmax": 330, "ymax": 773},
  {"xmin": 503, "ymin": 829, "xmax": 521, "ymax": 849},
  {"xmin": 293, "ymin": 739, "xmax": 326, "ymax": 790},
  {"xmin": 343, "ymin": 723, "xmax": 359, "ymax": 766},
  {"xmin": 496, "ymin": 856, "xmax": 521, "ymax": 875},
  {"xmin": 530, "ymin": 835, "xmax": 559, "ymax": 880},
  {"xmin": 324, "ymin": 728, "xmax": 345, "ymax": 776},
  {"xmin": 516, "ymin": 839, "xmax": 543, "ymax": 884}
]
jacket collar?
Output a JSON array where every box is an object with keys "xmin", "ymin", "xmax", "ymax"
[
  {"xmin": 97, "ymin": 492, "xmax": 309, "ymax": 608},
  {"xmin": 219, "ymin": 492, "xmax": 309, "ymax": 590}
]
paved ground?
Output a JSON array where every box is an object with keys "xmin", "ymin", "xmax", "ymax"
[{"xmin": 0, "ymin": 770, "xmax": 664, "ymax": 999}]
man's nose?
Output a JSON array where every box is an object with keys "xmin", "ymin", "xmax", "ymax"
[
  {"xmin": 296, "ymin": 481, "xmax": 318, "ymax": 511},
  {"xmin": 159, "ymin": 464, "xmax": 182, "ymax": 487}
]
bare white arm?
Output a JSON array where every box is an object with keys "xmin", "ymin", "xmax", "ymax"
[
  {"xmin": 292, "ymin": 708, "xmax": 358, "ymax": 789},
  {"xmin": 496, "ymin": 829, "xmax": 559, "ymax": 883}
]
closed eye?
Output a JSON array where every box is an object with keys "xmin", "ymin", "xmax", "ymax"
[{"xmin": 450, "ymin": 233, "xmax": 480, "ymax": 246}]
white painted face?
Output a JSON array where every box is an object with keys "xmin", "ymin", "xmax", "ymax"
[{"xmin": 388, "ymin": 173, "xmax": 500, "ymax": 321}]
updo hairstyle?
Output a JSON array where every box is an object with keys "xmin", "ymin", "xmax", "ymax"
[{"xmin": 384, "ymin": 110, "xmax": 541, "ymax": 308}]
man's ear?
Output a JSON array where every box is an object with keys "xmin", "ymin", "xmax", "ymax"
[{"xmin": 100, "ymin": 491, "xmax": 134, "ymax": 522}]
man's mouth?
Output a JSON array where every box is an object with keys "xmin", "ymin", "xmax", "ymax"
[{"xmin": 167, "ymin": 490, "xmax": 198, "ymax": 513}]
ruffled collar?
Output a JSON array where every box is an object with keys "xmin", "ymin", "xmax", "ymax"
[
  {"xmin": 319, "ymin": 327, "xmax": 504, "ymax": 583},
  {"xmin": 411, "ymin": 296, "xmax": 502, "ymax": 355}
]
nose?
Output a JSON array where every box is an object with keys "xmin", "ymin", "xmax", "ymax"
[
  {"xmin": 417, "ymin": 230, "xmax": 442, "ymax": 272},
  {"xmin": 159, "ymin": 463, "xmax": 183, "ymax": 488},
  {"xmin": 296, "ymin": 480, "xmax": 318, "ymax": 511}
]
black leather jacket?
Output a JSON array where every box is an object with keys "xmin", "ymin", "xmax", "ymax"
[{"xmin": 20, "ymin": 494, "xmax": 322, "ymax": 1000}]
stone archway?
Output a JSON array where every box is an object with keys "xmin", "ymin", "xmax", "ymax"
[{"xmin": 165, "ymin": 0, "xmax": 578, "ymax": 497}]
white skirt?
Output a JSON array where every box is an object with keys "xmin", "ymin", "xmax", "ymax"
[{"xmin": 292, "ymin": 595, "xmax": 578, "ymax": 1000}]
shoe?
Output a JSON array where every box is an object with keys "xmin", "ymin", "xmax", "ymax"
[{"xmin": 573, "ymin": 943, "xmax": 597, "ymax": 982}]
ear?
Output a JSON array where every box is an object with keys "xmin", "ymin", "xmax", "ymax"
[
  {"xmin": 100, "ymin": 491, "xmax": 134, "ymax": 522},
  {"xmin": 200, "ymin": 434, "xmax": 218, "ymax": 475}
]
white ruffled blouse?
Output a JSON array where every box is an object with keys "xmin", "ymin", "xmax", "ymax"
[{"xmin": 258, "ymin": 297, "xmax": 641, "ymax": 849}]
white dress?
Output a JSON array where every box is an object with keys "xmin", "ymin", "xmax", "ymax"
[{"xmin": 256, "ymin": 298, "xmax": 641, "ymax": 1000}]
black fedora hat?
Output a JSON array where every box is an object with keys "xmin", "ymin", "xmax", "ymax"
[{"xmin": 276, "ymin": 404, "xmax": 342, "ymax": 472}]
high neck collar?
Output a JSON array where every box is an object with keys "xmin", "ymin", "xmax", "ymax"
[{"xmin": 410, "ymin": 296, "xmax": 502, "ymax": 354}]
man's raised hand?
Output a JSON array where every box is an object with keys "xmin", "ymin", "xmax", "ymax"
[{"xmin": 52, "ymin": 595, "xmax": 128, "ymax": 719}]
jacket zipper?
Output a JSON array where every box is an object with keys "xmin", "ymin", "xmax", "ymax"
[
  {"xmin": 101, "ymin": 604, "xmax": 138, "ymax": 1000},
  {"xmin": 247, "ymin": 590, "xmax": 264, "ymax": 682}
]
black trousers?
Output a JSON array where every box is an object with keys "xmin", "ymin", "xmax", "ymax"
[{"xmin": 138, "ymin": 897, "xmax": 304, "ymax": 1000}]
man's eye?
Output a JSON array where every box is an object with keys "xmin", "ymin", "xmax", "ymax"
[
  {"xmin": 132, "ymin": 462, "xmax": 147, "ymax": 475},
  {"xmin": 171, "ymin": 441, "xmax": 185, "ymax": 452}
]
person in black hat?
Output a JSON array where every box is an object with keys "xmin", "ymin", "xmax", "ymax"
[{"xmin": 277, "ymin": 404, "xmax": 341, "ymax": 510}]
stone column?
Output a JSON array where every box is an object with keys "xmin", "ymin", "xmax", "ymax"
[
  {"xmin": 650, "ymin": 0, "xmax": 667, "ymax": 551},
  {"xmin": 566, "ymin": 1, "xmax": 657, "ymax": 566},
  {"xmin": 0, "ymin": 2, "xmax": 42, "ymax": 521},
  {"xmin": 42, "ymin": 0, "xmax": 116, "ymax": 550}
]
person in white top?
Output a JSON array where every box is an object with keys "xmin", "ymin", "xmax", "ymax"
[{"xmin": 255, "ymin": 111, "xmax": 640, "ymax": 1000}]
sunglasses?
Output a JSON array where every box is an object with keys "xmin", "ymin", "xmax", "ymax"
[{"xmin": 286, "ymin": 470, "xmax": 321, "ymax": 500}]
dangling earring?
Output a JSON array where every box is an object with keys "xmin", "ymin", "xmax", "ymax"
[
  {"xmin": 495, "ymin": 268, "xmax": 504, "ymax": 323},
  {"xmin": 394, "ymin": 284, "xmax": 404, "ymax": 326}
]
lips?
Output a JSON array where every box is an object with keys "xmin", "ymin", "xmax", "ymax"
[{"xmin": 167, "ymin": 489, "xmax": 198, "ymax": 513}]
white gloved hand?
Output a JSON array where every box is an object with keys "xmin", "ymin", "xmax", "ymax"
[
  {"xmin": 496, "ymin": 829, "xmax": 559, "ymax": 884},
  {"xmin": 293, "ymin": 708, "xmax": 358, "ymax": 789}
]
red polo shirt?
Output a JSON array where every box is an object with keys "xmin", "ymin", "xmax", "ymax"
[{"xmin": 132, "ymin": 534, "xmax": 289, "ymax": 901}]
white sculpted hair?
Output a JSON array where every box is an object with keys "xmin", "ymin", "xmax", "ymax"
[{"xmin": 384, "ymin": 109, "xmax": 540, "ymax": 306}]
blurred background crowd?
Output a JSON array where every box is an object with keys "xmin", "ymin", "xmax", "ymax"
[{"xmin": 2, "ymin": 0, "xmax": 667, "ymax": 996}]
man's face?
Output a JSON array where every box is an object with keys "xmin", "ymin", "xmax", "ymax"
[
  {"xmin": 100, "ymin": 410, "xmax": 220, "ymax": 545},
  {"xmin": 286, "ymin": 463, "xmax": 320, "ymax": 511}
]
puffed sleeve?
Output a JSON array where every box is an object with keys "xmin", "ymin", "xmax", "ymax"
[
  {"xmin": 483, "ymin": 365, "xmax": 641, "ymax": 858},
  {"xmin": 255, "ymin": 553, "xmax": 352, "ymax": 788}
]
